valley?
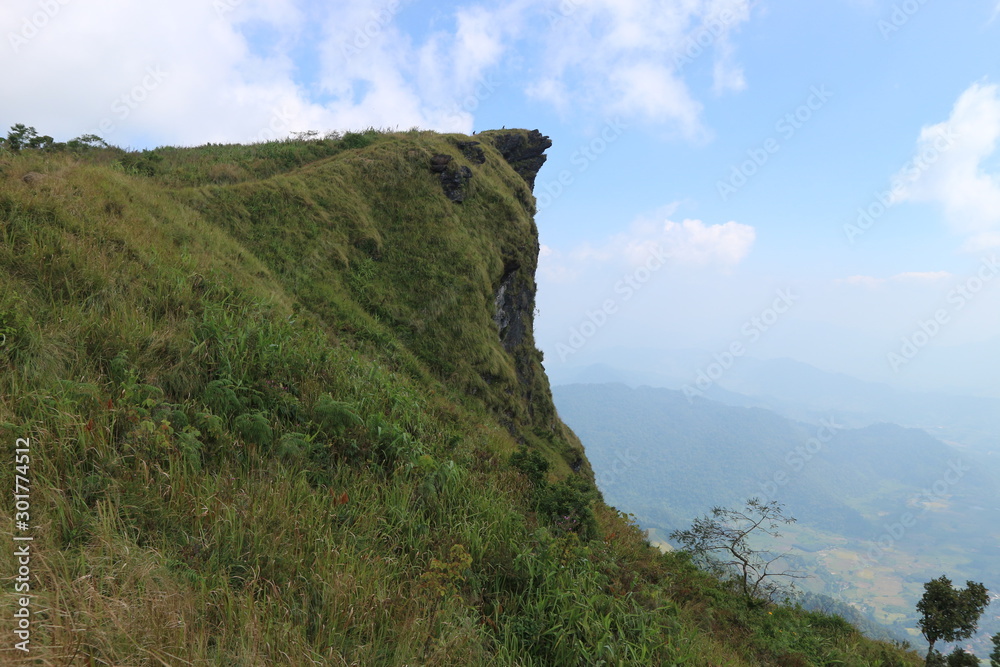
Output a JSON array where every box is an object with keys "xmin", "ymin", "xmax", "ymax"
[{"xmin": 553, "ymin": 379, "xmax": 1000, "ymax": 657}]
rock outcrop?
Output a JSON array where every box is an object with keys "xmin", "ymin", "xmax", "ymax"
[
  {"xmin": 483, "ymin": 129, "xmax": 552, "ymax": 189},
  {"xmin": 429, "ymin": 153, "xmax": 473, "ymax": 202}
]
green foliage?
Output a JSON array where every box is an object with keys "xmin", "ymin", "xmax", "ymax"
[
  {"xmin": 66, "ymin": 133, "xmax": 109, "ymax": 150},
  {"xmin": 232, "ymin": 411, "xmax": 273, "ymax": 446},
  {"xmin": 536, "ymin": 474, "xmax": 599, "ymax": 540},
  {"xmin": 420, "ymin": 543, "xmax": 473, "ymax": 600},
  {"xmin": 340, "ymin": 128, "xmax": 380, "ymax": 150},
  {"xmin": 510, "ymin": 444, "xmax": 598, "ymax": 539},
  {"xmin": 991, "ymin": 632, "xmax": 1000, "ymax": 667},
  {"xmin": 945, "ymin": 647, "xmax": 981, "ymax": 666},
  {"xmin": 0, "ymin": 292, "xmax": 36, "ymax": 363},
  {"xmin": 510, "ymin": 445, "xmax": 549, "ymax": 487},
  {"xmin": 313, "ymin": 393, "xmax": 361, "ymax": 437},
  {"xmin": 4, "ymin": 123, "xmax": 52, "ymax": 151},
  {"xmin": 916, "ymin": 576, "xmax": 990, "ymax": 660},
  {"xmin": 116, "ymin": 149, "xmax": 164, "ymax": 176},
  {"xmin": 926, "ymin": 647, "xmax": 982, "ymax": 667},
  {"xmin": 203, "ymin": 378, "xmax": 242, "ymax": 417},
  {"xmin": 276, "ymin": 431, "xmax": 314, "ymax": 462},
  {"xmin": 2, "ymin": 124, "xmax": 106, "ymax": 153}
]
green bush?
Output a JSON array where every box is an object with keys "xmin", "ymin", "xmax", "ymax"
[
  {"xmin": 510, "ymin": 445, "xmax": 549, "ymax": 487},
  {"xmin": 340, "ymin": 129, "xmax": 379, "ymax": 150}
]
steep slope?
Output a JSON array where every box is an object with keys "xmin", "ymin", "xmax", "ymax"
[{"xmin": 0, "ymin": 130, "xmax": 923, "ymax": 665}]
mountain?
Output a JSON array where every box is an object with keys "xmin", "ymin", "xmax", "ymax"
[
  {"xmin": 552, "ymin": 382, "xmax": 1000, "ymax": 655},
  {"xmin": 552, "ymin": 348, "xmax": 1000, "ymax": 452},
  {"xmin": 0, "ymin": 128, "xmax": 923, "ymax": 665}
]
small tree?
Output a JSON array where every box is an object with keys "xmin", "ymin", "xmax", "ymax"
[
  {"xmin": 5, "ymin": 123, "xmax": 37, "ymax": 151},
  {"xmin": 670, "ymin": 498, "xmax": 804, "ymax": 604},
  {"xmin": 66, "ymin": 133, "xmax": 108, "ymax": 150},
  {"xmin": 916, "ymin": 576, "xmax": 990, "ymax": 664},
  {"xmin": 925, "ymin": 647, "xmax": 981, "ymax": 666},
  {"xmin": 990, "ymin": 632, "xmax": 1000, "ymax": 667},
  {"xmin": 944, "ymin": 647, "xmax": 980, "ymax": 666},
  {"xmin": 2, "ymin": 124, "xmax": 64, "ymax": 152}
]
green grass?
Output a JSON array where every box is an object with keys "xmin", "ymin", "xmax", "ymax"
[{"xmin": 0, "ymin": 130, "xmax": 924, "ymax": 665}]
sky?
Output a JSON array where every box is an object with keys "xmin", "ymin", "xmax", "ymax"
[{"xmin": 3, "ymin": 0, "xmax": 1000, "ymax": 396}]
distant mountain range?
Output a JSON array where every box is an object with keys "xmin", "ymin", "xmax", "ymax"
[
  {"xmin": 551, "ymin": 380, "xmax": 1000, "ymax": 655},
  {"xmin": 547, "ymin": 348, "xmax": 1000, "ymax": 452}
]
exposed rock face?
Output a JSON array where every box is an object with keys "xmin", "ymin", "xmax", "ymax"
[
  {"xmin": 493, "ymin": 259, "xmax": 526, "ymax": 352},
  {"xmin": 429, "ymin": 154, "xmax": 452, "ymax": 173},
  {"xmin": 430, "ymin": 153, "xmax": 473, "ymax": 202},
  {"xmin": 456, "ymin": 141, "xmax": 486, "ymax": 164},
  {"xmin": 484, "ymin": 129, "xmax": 552, "ymax": 189},
  {"xmin": 479, "ymin": 130, "xmax": 555, "ymax": 433},
  {"xmin": 440, "ymin": 165, "xmax": 472, "ymax": 202},
  {"xmin": 428, "ymin": 131, "xmax": 550, "ymax": 204},
  {"xmin": 426, "ymin": 130, "xmax": 552, "ymax": 420}
]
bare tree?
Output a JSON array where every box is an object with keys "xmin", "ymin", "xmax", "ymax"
[{"xmin": 670, "ymin": 498, "xmax": 806, "ymax": 605}]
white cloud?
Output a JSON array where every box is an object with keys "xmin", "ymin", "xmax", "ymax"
[
  {"xmin": 539, "ymin": 205, "xmax": 755, "ymax": 285},
  {"xmin": 628, "ymin": 218, "xmax": 755, "ymax": 267},
  {"xmin": 891, "ymin": 81, "xmax": 1000, "ymax": 251},
  {"xmin": 606, "ymin": 63, "xmax": 704, "ymax": 138},
  {"xmin": 838, "ymin": 275, "xmax": 884, "ymax": 288},
  {"xmin": 0, "ymin": 0, "xmax": 754, "ymax": 147},
  {"xmin": 890, "ymin": 271, "xmax": 953, "ymax": 283},
  {"xmin": 836, "ymin": 271, "xmax": 954, "ymax": 288},
  {"xmin": 1, "ymin": 0, "xmax": 330, "ymax": 145},
  {"xmin": 524, "ymin": 0, "xmax": 753, "ymax": 137}
]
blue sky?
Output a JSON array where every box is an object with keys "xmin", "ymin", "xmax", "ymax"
[{"xmin": 3, "ymin": 0, "xmax": 1000, "ymax": 395}]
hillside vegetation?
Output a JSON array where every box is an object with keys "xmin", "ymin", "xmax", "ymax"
[{"xmin": 0, "ymin": 128, "xmax": 923, "ymax": 665}]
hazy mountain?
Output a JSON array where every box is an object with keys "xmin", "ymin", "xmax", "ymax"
[
  {"xmin": 550, "ymin": 349, "xmax": 1000, "ymax": 452},
  {"xmin": 553, "ymin": 382, "xmax": 1000, "ymax": 655}
]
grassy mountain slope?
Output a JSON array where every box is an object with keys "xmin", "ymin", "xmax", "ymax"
[{"xmin": 0, "ymin": 130, "xmax": 922, "ymax": 665}]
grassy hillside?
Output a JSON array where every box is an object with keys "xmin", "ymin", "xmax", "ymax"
[{"xmin": 0, "ymin": 129, "xmax": 923, "ymax": 665}]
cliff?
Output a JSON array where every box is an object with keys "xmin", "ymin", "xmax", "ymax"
[{"xmin": 0, "ymin": 128, "xmax": 921, "ymax": 665}]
